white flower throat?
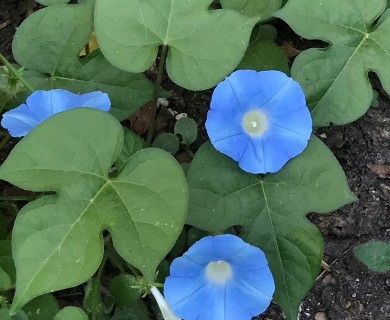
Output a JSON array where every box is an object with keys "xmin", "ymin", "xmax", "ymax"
[
  {"xmin": 242, "ymin": 110, "xmax": 268, "ymax": 136},
  {"xmin": 206, "ymin": 260, "xmax": 232, "ymax": 283}
]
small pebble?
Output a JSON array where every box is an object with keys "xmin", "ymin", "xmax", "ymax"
[{"xmin": 314, "ymin": 312, "xmax": 328, "ymax": 320}]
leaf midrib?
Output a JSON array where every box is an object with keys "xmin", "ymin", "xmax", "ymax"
[
  {"xmin": 311, "ymin": 35, "xmax": 367, "ymax": 115},
  {"xmin": 15, "ymin": 179, "xmax": 111, "ymax": 308},
  {"xmin": 259, "ymin": 180, "xmax": 293, "ymax": 318}
]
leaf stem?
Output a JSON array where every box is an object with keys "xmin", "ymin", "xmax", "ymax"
[
  {"xmin": 0, "ymin": 53, "xmax": 34, "ymax": 93},
  {"xmin": 146, "ymin": 45, "xmax": 168, "ymax": 146}
]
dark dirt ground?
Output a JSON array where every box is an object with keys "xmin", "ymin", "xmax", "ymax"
[{"xmin": 1, "ymin": 1, "xmax": 389, "ymax": 320}]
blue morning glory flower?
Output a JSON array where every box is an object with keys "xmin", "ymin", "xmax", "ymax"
[
  {"xmin": 164, "ymin": 234, "xmax": 275, "ymax": 320},
  {"xmin": 206, "ymin": 70, "xmax": 312, "ymax": 174},
  {"xmin": 1, "ymin": 89, "xmax": 111, "ymax": 137}
]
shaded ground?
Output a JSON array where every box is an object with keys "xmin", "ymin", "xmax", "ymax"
[{"xmin": 1, "ymin": 1, "xmax": 389, "ymax": 320}]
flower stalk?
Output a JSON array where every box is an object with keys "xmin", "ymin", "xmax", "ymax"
[{"xmin": 150, "ymin": 286, "xmax": 181, "ymax": 320}]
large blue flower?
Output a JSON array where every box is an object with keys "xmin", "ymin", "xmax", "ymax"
[
  {"xmin": 164, "ymin": 234, "xmax": 275, "ymax": 320},
  {"xmin": 1, "ymin": 89, "xmax": 111, "ymax": 137},
  {"xmin": 206, "ymin": 70, "xmax": 312, "ymax": 174}
]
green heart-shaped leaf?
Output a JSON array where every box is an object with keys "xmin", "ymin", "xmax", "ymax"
[
  {"xmin": 0, "ymin": 240, "xmax": 15, "ymax": 284},
  {"xmin": 54, "ymin": 307, "xmax": 88, "ymax": 320},
  {"xmin": 238, "ymin": 39, "xmax": 289, "ymax": 73},
  {"xmin": 0, "ymin": 109, "xmax": 188, "ymax": 311},
  {"xmin": 23, "ymin": 294, "xmax": 59, "ymax": 320},
  {"xmin": 186, "ymin": 136, "xmax": 356, "ymax": 320},
  {"xmin": 12, "ymin": 3, "xmax": 154, "ymax": 120},
  {"xmin": 220, "ymin": 0, "xmax": 282, "ymax": 21},
  {"xmin": 94, "ymin": 0, "xmax": 257, "ymax": 90},
  {"xmin": 276, "ymin": 0, "xmax": 390, "ymax": 126},
  {"xmin": 0, "ymin": 266, "xmax": 11, "ymax": 291},
  {"xmin": 36, "ymin": 0, "xmax": 70, "ymax": 6}
]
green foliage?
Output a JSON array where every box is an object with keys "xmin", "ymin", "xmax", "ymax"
[
  {"xmin": 0, "ymin": 66, "xmax": 26, "ymax": 110},
  {"xmin": 111, "ymin": 302, "xmax": 149, "ymax": 320},
  {"xmin": 186, "ymin": 137, "xmax": 356, "ymax": 320},
  {"xmin": 187, "ymin": 228, "xmax": 210, "ymax": 247},
  {"xmin": 0, "ymin": 109, "xmax": 188, "ymax": 311},
  {"xmin": 110, "ymin": 274, "xmax": 142, "ymax": 308},
  {"xmin": 23, "ymin": 294, "xmax": 59, "ymax": 320},
  {"xmin": 174, "ymin": 118, "xmax": 198, "ymax": 146},
  {"xmin": 168, "ymin": 228, "xmax": 187, "ymax": 258},
  {"xmin": 12, "ymin": 2, "xmax": 154, "ymax": 120},
  {"xmin": 152, "ymin": 133, "xmax": 180, "ymax": 155},
  {"xmin": 0, "ymin": 308, "xmax": 28, "ymax": 320},
  {"xmin": 371, "ymin": 90, "xmax": 380, "ymax": 108},
  {"xmin": 83, "ymin": 278, "xmax": 106, "ymax": 318},
  {"xmin": 354, "ymin": 241, "xmax": 390, "ymax": 272},
  {"xmin": 239, "ymin": 23, "xmax": 289, "ymax": 74},
  {"xmin": 220, "ymin": 0, "xmax": 282, "ymax": 21},
  {"xmin": 0, "ymin": 240, "xmax": 15, "ymax": 285},
  {"xmin": 276, "ymin": 0, "xmax": 390, "ymax": 126},
  {"xmin": 238, "ymin": 40, "xmax": 289, "ymax": 74},
  {"xmin": 36, "ymin": 0, "xmax": 70, "ymax": 5},
  {"xmin": 0, "ymin": 267, "xmax": 11, "ymax": 291},
  {"xmin": 115, "ymin": 128, "xmax": 145, "ymax": 170},
  {"xmin": 94, "ymin": 0, "xmax": 257, "ymax": 90},
  {"xmin": 0, "ymin": 211, "xmax": 7, "ymax": 239},
  {"xmin": 54, "ymin": 307, "xmax": 89, "ymax": 320}
]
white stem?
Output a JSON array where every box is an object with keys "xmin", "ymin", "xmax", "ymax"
[{"xmin": 150, "ymin": 286, "xmax": 181, "ymax": 320}]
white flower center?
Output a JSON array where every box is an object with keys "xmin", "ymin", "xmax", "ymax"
[
  {"xmin": 242, "ymin": 110, "xmax": 268, "ymax": 136},
  {"xmin": 206, "ymin": 260, "xmax": 232, "ymax": 283}
]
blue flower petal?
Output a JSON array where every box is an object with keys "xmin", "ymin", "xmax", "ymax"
[
  {"xmin": 206, "ymin": 70, "xmax": 312, "ymax": 174},
  {"xmin": 68, "ymin": 91, "xmax": 111, "ymax": 112},
  {"xmin": 164, "ymin": 273, "xmax": 207, "ymax": 314},
  {"xmin": 26, "ymin": 89, "xmax": 78, "ymax": 115},
  {"xmin": 1, "ymin": 103, "xmax": 42, "ymax": 137},
  {"xmin": 1, "ymin": 89, "xmax": 111, "ymax": 137},
  {"xmin": 226, "ymin": 266, "xmax": 275, "ymax": 317},
  {"xmin": 206, "ymin": 110, "xmax": 249, "ymax": 162},
  {"xmin": 164, "ymin": 235, "xmax": 275, "ymax": 320}
]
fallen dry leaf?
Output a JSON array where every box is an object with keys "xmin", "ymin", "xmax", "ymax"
[
  {"xmin": 367, "ymin": 163, "xmax": 390, "ymax": 178},
  {"xmin": 127, "ymin": 101, "xmax": 154, "ymax": 135},
  {"xmin": 80, "ymin": 32, "xmax": 99, "ymax": 56},
  {"xmin": 280, "ymin": 41, "xmax": 302, "ymax": 58}
]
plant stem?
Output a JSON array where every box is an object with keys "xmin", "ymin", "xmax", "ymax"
[
  {"xmin": 85, "ymin": 42, "xmax": 90, "ymax": 56},
  {"xmin": 106, "ymin": 241, "xmax": 126, "ymax": 274},
  {"xmin": 0, "ymin": 133, "xmax": 10, "ymax": 152},
  {"xmin": 0, "ymin": 195, "xmax": 34, "ymax": 202},
  {"xmin": 146, "ymin": 45, "xmax": 168, "ymax": 146},
  {"xmin": 0, "ymin": 53, "xmax": 34, "ymax": 93},
  {"xmin": 90, "ymin": 249, "xmax": 108, "ymax": 320}
]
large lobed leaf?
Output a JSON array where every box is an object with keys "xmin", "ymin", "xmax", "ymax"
[
  {"xmin": 12, "ymin": 1, "xmax": 154, "ymax": 120},
  {"xmin": 94, "ymin": 0, "xmax": 257, "ymax": 90},
  {"xmin": 220, "ymin": 0, "xmax": 282, "ymax": 21},
  {"xmin": 0, "ymin": 109, "xmax": 188, "ymax": 311},
  {"xmin": 186, "ymin": 137, "xmax": 356, "ymax": 320},
  {"xmin": 276, "ymin": 0, "xmax": 390, "ymax": 126}
]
